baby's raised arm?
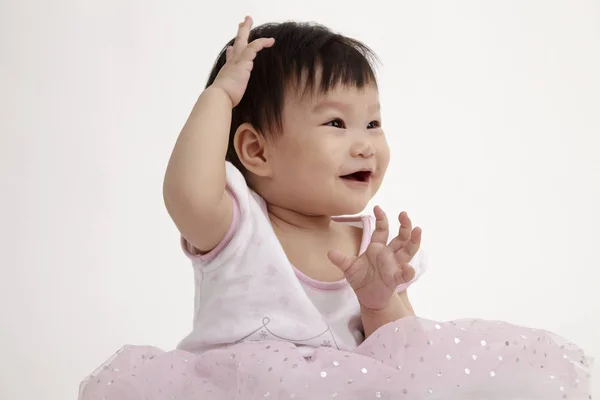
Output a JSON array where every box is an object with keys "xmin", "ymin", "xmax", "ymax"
[{"xmin": 162, "ymin": 17, "xmax": 273, "ymax": 253}]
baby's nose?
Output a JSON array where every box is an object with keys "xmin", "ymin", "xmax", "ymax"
[{"xmin": 350, "ymin": 140, "xmax": 375, "ymax": 158}]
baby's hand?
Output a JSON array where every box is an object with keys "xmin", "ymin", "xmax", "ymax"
[
  {"xmin": 211, "ymin": 16, "xmax": 275, "ymax": 107},
  {"xmin": 328, "ymin": 207, "xmax": 422, "ymax": 311}
]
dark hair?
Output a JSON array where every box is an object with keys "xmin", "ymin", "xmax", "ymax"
[{"xmin": 205, "ymin": 21, "xmax": 379, "ymax": 175}]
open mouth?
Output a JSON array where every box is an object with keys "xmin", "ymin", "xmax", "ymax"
[{"xmin": 340, "ymin": 170, "xmax": 372, "ymax": 183}]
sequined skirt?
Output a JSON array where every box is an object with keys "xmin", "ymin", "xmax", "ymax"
[{"xmin": 78, "ymin": 317, "xmax": 593, "ymax": 399}]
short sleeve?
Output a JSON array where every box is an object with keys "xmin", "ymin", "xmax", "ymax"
[{"xmin": 180, "ymin": 162, "xmax": 255, "ymax": 268}]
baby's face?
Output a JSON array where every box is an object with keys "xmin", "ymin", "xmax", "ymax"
[{"xmin": 263, "ymin": 83, "xmax": 390, "ymax": 216}]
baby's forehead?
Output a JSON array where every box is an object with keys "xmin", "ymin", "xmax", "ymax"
[{"xmin": 283, "ymin": 82, "xmax": 380, "ymax": 111}]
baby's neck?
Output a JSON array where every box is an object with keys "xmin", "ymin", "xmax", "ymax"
[{"xmin": 267, "ymin": 203, "xmax": 333, "ymax": 231}]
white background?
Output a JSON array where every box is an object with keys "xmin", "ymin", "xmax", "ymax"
[{"xmin": 1, "ymin": 0, "xmax": 598, "ymax": 399}]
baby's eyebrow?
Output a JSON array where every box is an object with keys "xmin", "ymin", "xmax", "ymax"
[{"xmin": 311, "ymin": 101, "xmax": 381, "ymax": 114}]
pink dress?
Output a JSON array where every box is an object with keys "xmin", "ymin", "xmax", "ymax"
[
  {"xmin": 79, "ymin": 317, "xmax": 591, "ymax": 399},
  {"xmin": 79, "ymin": 164, "xmax": 592, "ymax": 399}
]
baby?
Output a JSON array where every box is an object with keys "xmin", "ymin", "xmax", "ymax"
[
  {"xmin": 79, "ymin": 17, "xmax": 592, "ymax": 399},
  {"xmin": 164, "ymin": 15, "xmax": 425, "ymax": 355}
]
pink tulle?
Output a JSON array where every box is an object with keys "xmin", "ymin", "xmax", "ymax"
[{"xmin": 79, "ymin": 317, "xmax": 592, "ymax": 399}]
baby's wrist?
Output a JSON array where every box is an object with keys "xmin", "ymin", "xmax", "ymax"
[
  {"xmin": 204, "ymin": 85, "xmax": 234, "ymax": 109},
  {"xmin": 360, "ymin": 294, "xmax": 412, "ymax": 319},
  {"xmin": 360, "ymin": 294, "xmax": 415, "ymax": 338}
]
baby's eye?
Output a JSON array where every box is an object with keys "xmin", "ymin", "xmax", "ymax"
[
  {"xmin": 325, "ymin": 119, "xmax": 345, "ymax": 128},
  {"xmin": 367, "ymin": 120, "xmax": 381, "ymax": 129}
]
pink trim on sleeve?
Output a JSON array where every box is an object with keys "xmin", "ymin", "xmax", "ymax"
[
  {"xmin": 180, "ymin": 188, "xmax": 241, "ymax": 263},
  {"xmin": 395, "ymin": 280, "xmax": 413, "ymax": 293}
]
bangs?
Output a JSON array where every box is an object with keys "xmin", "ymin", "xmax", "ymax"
[{"xmin": 286, "ymin": 36, "xmax": 380, "ymax": 96}]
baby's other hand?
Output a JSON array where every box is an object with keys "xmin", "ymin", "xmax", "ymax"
[{"xmin": 328, "ymin": 207, "xmax": 422, "ymax": 311}]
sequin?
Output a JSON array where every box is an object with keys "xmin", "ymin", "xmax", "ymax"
[
  {"xmin": 434, "ymin": 324, "xmax": 441, "ymax": 330},
  {"xmin": 347, "ymin": 379, "xmax": 354, "ymax": 385},
  {"xmin": 446, "ymin": 354, "xmax": 452, "ymax": 360},
  {"xmin": 490, "ymin": 371, "xmax": 496, "ymax": 377},
  {"xmin": 498, "ymin": 356, "xmax": 503, "ymax": 361},
  {"xmin": 331, "ymin": 393, "xmax": 338, "ymax": 398},
  {"xmin": 264, "ymin": 392, "xmax": 270, "ymax": 397},
  {"xmin": 375, "ymin": 392, "xmax": 382, "ymax": 398},
  {"xmin": 480, "ymin": 340, "xmax": 487, "ymax": 346},
  {"xmin": 361, "ymin": 368, "xmax": 368, "ymax": 374},
  {"xmin": 394, "ymin": 327, "xmax": 399, "ymax": 332},
  {"xmin": 454, "ymin": 337, "xmax": 461, "ymax": 344},
  {"xmin": 402, "ymin": 389, "xmax": 408, "ymax": 394},
  {"xmin": 437, "ymin": 371, "xmax": 442, "ymax": 377},
  {"xmin": 428, "ymin": 388, "xmax": 433, "ymax": 394},
  {"xmin": 472, "ymin": 354, "xmax": 478, "ymax": 360},
  {"xmin": 320, "ymin": 371, "xmax": 327, "ymax": 378},
  {"xmin": 427, "ymin": 340, "xmax": 433, "ymax": 345},
  {"xmin": 465, "ymin": 368, "xmax": 471, "ymax": 375},
  {"xmin": 332, "ymin": 361, "xmax": 339, "ymax": 367}
]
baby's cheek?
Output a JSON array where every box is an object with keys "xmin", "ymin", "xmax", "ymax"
[{"xmin": 377, "ymin": 142, "xmax": 391, "ymax": 166}]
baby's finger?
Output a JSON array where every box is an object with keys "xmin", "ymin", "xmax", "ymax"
[
  {"xmin": 232, "ymin": 16, "xmax": 252, "ymax": 58},
  {"xmin": 370, "ymin": 206, "xmax": 389, "ymax": 244},
  {"xmin": 397, "ymin": 212, "xmax": 412, "ymax": 241},
  {"xmin": 387, "ymin": 212, "xmax": 412, "ymax": 252},
  {"xmin": 240, "ymin": 37, "xmax": 275, "ymax": 61},
  {"xmin": 327, "ymin": 250, "xmax": 356, "ymax": 274},
  {"xmin": 225, "ymin": 46, "xmax": 234, "ymax": 61},
  {"xmin": 394, "ymin": 263, "xmax": 415, "ymax": 285},
  {"xmin": 403, "ymin": 227, "xmax": 422, "ymax": 258}
]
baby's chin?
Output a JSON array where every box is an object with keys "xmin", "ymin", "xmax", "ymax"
[{"xmin": 327, "ymin": 199, "xmax": 372, "ymax": 217}]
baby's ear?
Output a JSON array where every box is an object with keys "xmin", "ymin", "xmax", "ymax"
[{"xmin": 233, "ymin": 123, "xmax": 273, "ymax": 178}]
